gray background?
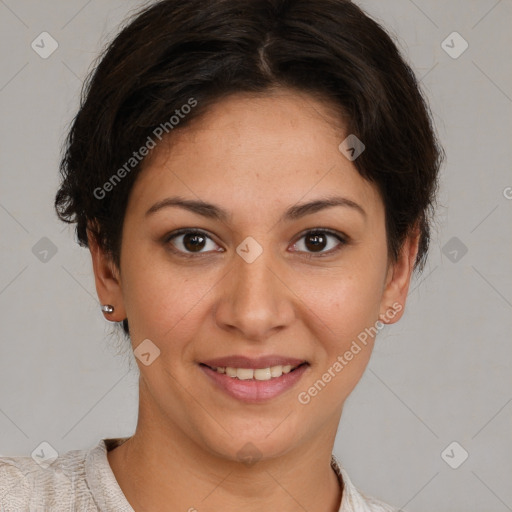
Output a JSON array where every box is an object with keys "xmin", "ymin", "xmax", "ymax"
[{"xmin": 1, "ymin": 1, "xmax": 511, "ymax": 511}]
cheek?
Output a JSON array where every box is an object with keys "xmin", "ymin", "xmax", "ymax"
[
  {"xmin": 291, "ymin": 254, "xmax": 386, "ymax": 401},
  {"xmin": 295, "ymin": 275, "xmax": 382, "ymax": 411},
  {"xmin": 120, "ymin": 246, "xmax": 218, "ymax": 345},
  {"xmin": 297, "ymin": 263, "xmax": 385, "ymax": 342}
]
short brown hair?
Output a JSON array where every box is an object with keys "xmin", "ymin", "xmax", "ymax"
[{"xmin": 55, "ymin": 0, "xmax": 444, "ymax": 336}]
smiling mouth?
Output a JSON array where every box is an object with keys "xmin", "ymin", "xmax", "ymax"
[{"xmin": 199, "ymin": 362, "xmax": 308, "ymax": 381}]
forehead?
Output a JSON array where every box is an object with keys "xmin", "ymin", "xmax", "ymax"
[{"xmin": 128, "ymin": 90, "xmax": 382, "ymax": 221}]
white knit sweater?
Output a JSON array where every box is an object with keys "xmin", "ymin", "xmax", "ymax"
[{"xmin": 0, "ymin": 438, "xmax": 400, "ymax": 511}]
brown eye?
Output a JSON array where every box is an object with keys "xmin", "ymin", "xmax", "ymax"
[
  {"xmin": 291, "ymin": 229, "xmax": 347, "ymax": 256},
  {"xmin": 166, "ymin": 229, "xmax": 221, "ymax": 255},
  {"xmin": 182, "ymin": 232, "xmax": 206, "ymax": 252},
  {"xmin": 305, "ymin": 232, "xmax": 328, "ymax": 252}
]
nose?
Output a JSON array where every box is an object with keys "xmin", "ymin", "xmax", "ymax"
[{"xmin": 214, "ymin": 242, "xmax": 295, "ymax": 342}]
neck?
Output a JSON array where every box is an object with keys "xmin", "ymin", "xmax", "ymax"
[{"xmin": 107, "ymin": 388, "xmax": 343, "ymax": 512}]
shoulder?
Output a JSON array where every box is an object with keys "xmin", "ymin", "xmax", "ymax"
[
  {"xmin": 0, "ymin": 442, "xmax": 99, "ymax": 510},
  {"xmin": 331, "ymin": 455, "xmax": 402, "ymax": 512}
]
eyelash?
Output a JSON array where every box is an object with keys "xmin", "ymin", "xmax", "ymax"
[{"xmin": 163, "ymin": 228, "xmax": 348, "ymax": 259}]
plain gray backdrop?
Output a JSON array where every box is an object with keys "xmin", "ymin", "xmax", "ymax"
[{"xmin": 1, "ymin": 1, "xmax": 511, "ymax": 511}]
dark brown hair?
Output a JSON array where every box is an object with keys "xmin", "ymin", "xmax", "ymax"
[{"xmin": 55, "ymin": 0, "xmax": 443, "ymax": 336}]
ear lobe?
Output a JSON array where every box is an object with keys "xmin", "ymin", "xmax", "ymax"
[
  {"xmin": 379, "ymin": 227, "xmax": 421, "ymax": 325},
  {"xmin": 87, "ymin": 227, "xmax": 126, "ymax": 322}
]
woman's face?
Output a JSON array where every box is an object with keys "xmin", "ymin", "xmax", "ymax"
[{"xmin": 92, "ymin": 89, "xmax": 416, "ymax": 461}]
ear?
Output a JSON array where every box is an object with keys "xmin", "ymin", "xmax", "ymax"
[
  {"xmin": 378, "ymin": 225, "xmax": 421, "ymax": 324},
  {"xmin": 87, "ymin": 227, "xmax": 126, "ymax": 322}
]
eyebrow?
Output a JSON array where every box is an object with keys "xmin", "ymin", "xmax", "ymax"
[{"xmin": 145, "ymin": 195, "xmax": 366, "ymax": 222}]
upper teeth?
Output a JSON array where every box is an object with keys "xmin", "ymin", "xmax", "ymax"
[{"xmin": 213, "ymin": 365, "xmax": 298, "ymax": 380}]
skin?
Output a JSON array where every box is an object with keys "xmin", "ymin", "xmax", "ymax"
[{"xmin": 88, "ymin": 88, "xmax": 419, "ymax": 512}]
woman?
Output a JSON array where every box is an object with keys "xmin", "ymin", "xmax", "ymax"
[{"xmin": 0, "ymin": 0, "xmax": 442, "ymax": 510}]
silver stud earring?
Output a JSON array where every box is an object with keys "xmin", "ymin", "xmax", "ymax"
[{"xmin": 101, "ymin": 304, "xmax": 115, "ymax": 314}]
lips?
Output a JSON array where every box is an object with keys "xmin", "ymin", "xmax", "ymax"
[
  {"xmin": 199, "ymin": 360, "xmax": 310, "ymax": 403},
  {"xmin": 200, "ymin": 355, "xmax": 307, "ymax": 370}
]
